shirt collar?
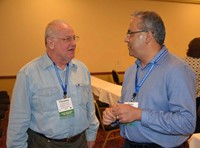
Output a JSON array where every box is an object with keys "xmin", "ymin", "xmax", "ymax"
[
  {"xmin": 135, "ymin": 45, "xmax": 168, "ymax": 68},
  {"xmin": 40, "ymin": 53, "xmax": 77, "ymax": 70}
]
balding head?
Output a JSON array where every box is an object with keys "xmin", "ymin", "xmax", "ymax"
[{"xmin": 44, "ymin": 19, "xmax": 72, "ymax": 46}]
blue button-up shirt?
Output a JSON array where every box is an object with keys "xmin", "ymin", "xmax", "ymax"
[
  {"xmin": 120, "ymin": 46, "xmax": 196, "ymax": 147},
  {"xmin": 7, "ymin": 53, "xmax": 99, "ymax": 148}
]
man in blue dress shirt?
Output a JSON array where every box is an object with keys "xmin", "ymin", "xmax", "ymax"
[
  {"xmin": 7, "ymin": 20, "xmax": 99, "ymax": 148},
  {"xmin": 103, "ymin": 11, "xmax": 196, "ymax": 148}
]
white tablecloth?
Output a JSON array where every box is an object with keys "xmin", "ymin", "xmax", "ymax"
[
  {"xmin": 188, "ymin": 133, "xmax": 200, "ymax": 148},
  {"xmin": 91, "ymin": 76, "xmax": 122, "ymax": 105}
]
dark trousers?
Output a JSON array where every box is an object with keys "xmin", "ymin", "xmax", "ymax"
[
  {"xmin": 124, "ymin": 139, "xmax": 186, "ymax": 148},
  {"xmin": 27, "ymin": 129, "xmax": 88, "ymax": 148}
]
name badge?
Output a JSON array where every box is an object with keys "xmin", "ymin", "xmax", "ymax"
[
  {"xmin": 56, "ymin": 98, "xmax": 74, "ymax": 118},
  {"xmin": 124, "ymin": 101, "xmax": 139, "ymax": 108}
]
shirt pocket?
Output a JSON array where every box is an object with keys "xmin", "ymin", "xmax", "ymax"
[
  {"xmin": 32, "ymin": 86, "xmax": 59, "ymax": 112},
  {"xmin": 75, "ymin": 83, "xmax": 90, "ymax": 106}
]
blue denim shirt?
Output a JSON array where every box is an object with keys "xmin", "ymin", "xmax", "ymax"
[
  {"xmin": 120, "ymin": 46, "xmax": 196, "ymax": 147},
  {"xmin": 7, "ymin": 53, "xmax": 99, "ymax": 148}
]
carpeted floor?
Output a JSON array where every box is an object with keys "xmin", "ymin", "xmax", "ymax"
[{"xmin": 0, "ymin": 119, "xmax": 124, "ymax": 148}]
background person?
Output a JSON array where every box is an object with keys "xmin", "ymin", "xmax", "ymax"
[
  {"xmin": 185, "ymin": 37, "xmax": 200, "ymax": 133},
  {"xmin": 103, "ymin": 11, "xmax": 196, "ymax": 148},
  {"xmin": 7, "ymin": 19, "xmax": 99, "ymax": 148}
]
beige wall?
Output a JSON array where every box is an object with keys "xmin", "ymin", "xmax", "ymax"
[
  {"xmin": 0, "ymin": 78, "xmax": 16, "ymax": 97},
  {"xmin": 0, "ymin": 73, "xmax": 124, "ymax": 98},
  {"xmin": 0, "ymin": 0, "xmax": 200, "ymax": 95},
  {"xmin": 0, "ymin": 0, "xmax": 200, "ymax": 76}
]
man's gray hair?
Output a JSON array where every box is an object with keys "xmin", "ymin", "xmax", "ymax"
[
  {"xmin": 44, "ymin": 19, "xmax": 68, "ymax": 46},
  {"xmin": 132, "ymin": 11, "xmax": 166, "ymax": 45}
]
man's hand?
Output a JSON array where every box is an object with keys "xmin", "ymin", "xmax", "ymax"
[
  {"xmin": 103, "ymin": 107, "xmax": 117, "ymax": 125},
  {"xmin": 111, "ymin": 104, "xmax": 142, "ymax": 123}
]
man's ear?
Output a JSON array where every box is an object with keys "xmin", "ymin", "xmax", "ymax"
[
  {"xmin": 144, "ymin": 31, "xmax": 153, "ymax": 44},
  {"xmin": 47, "ymin": 38, "xmax": 54, "ymax": 49}
]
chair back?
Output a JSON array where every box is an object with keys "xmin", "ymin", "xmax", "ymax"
[
  {"xmin": 94, "ymin": 100, "xmax": 121, "ymax": 148},
  {"xmin": 0, "ymin": 91, "xmax": 10, "ymax": 105},
  {"xmin": 112, "ymin": 70, "xmax": 121, "ymax": 85},
  {"xmin": 94, "ymin": 100, "xmax": 119, "ymax": 131}
]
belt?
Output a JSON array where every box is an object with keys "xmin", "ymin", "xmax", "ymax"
[
  {"xmin": 125, "ymin": 139, "xmax": 161, "ymax": 148},
  {"xmin": 125, "ymin": 139, "xmax": 186, "ymax": 148},
  {"xmin": 30, "ymin": 129, "xmax": 84, "ymax": 143}
]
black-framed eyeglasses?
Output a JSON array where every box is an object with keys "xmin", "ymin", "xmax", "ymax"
[
  {"xmin": 50, "ymin": 35, "xmax": 79, "ymax": 42},
  {"xmin": 127, "ymin": 30, "xmax": 147, "ymax": 35}
]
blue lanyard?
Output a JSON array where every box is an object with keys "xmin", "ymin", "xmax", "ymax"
[
  {"xmin": 132, "ymin": 50, "xmax": 168, "ymax": 101},
  {"xmin": 54, "ymin": 63, "xmax": 69, "ymax": 98}
]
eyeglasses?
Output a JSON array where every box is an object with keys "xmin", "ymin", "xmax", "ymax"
[
  {"xmin": 127, "ymin": 30, "xmax": 147, "ymax": 35},
  {"xmin": 50, "ymin": 35, "xmax": 79, "ymax": 42}
]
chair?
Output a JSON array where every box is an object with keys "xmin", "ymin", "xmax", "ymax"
[
  {"xmin": 0, "ymin": 91, "xmax": 10, "ymax": 105},
  {"xmin": 93, "ymin": 93, "xmax": 109, "ymax": 108},
  {"xmin": 0, "ymin": 91, "xmax": 10, "ymax": 119},
  {"xmin": 93, "ymin": 93, "xmax": 109, "ymax": 129},
  {"xmin": 94, "ymin": 100, "xmax": 120, "ymax": 148},
  {"xmin": 112, "ymin": 70, "xmax": 122, "ymax": 85},
  {"xmin": 0, "ymin": 91, "xmax": 10, "ymax": 142}
]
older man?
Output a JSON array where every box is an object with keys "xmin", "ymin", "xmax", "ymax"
[{"xmin": 7, "ymin": 20, "xmax": 99, "ymax": 148}]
